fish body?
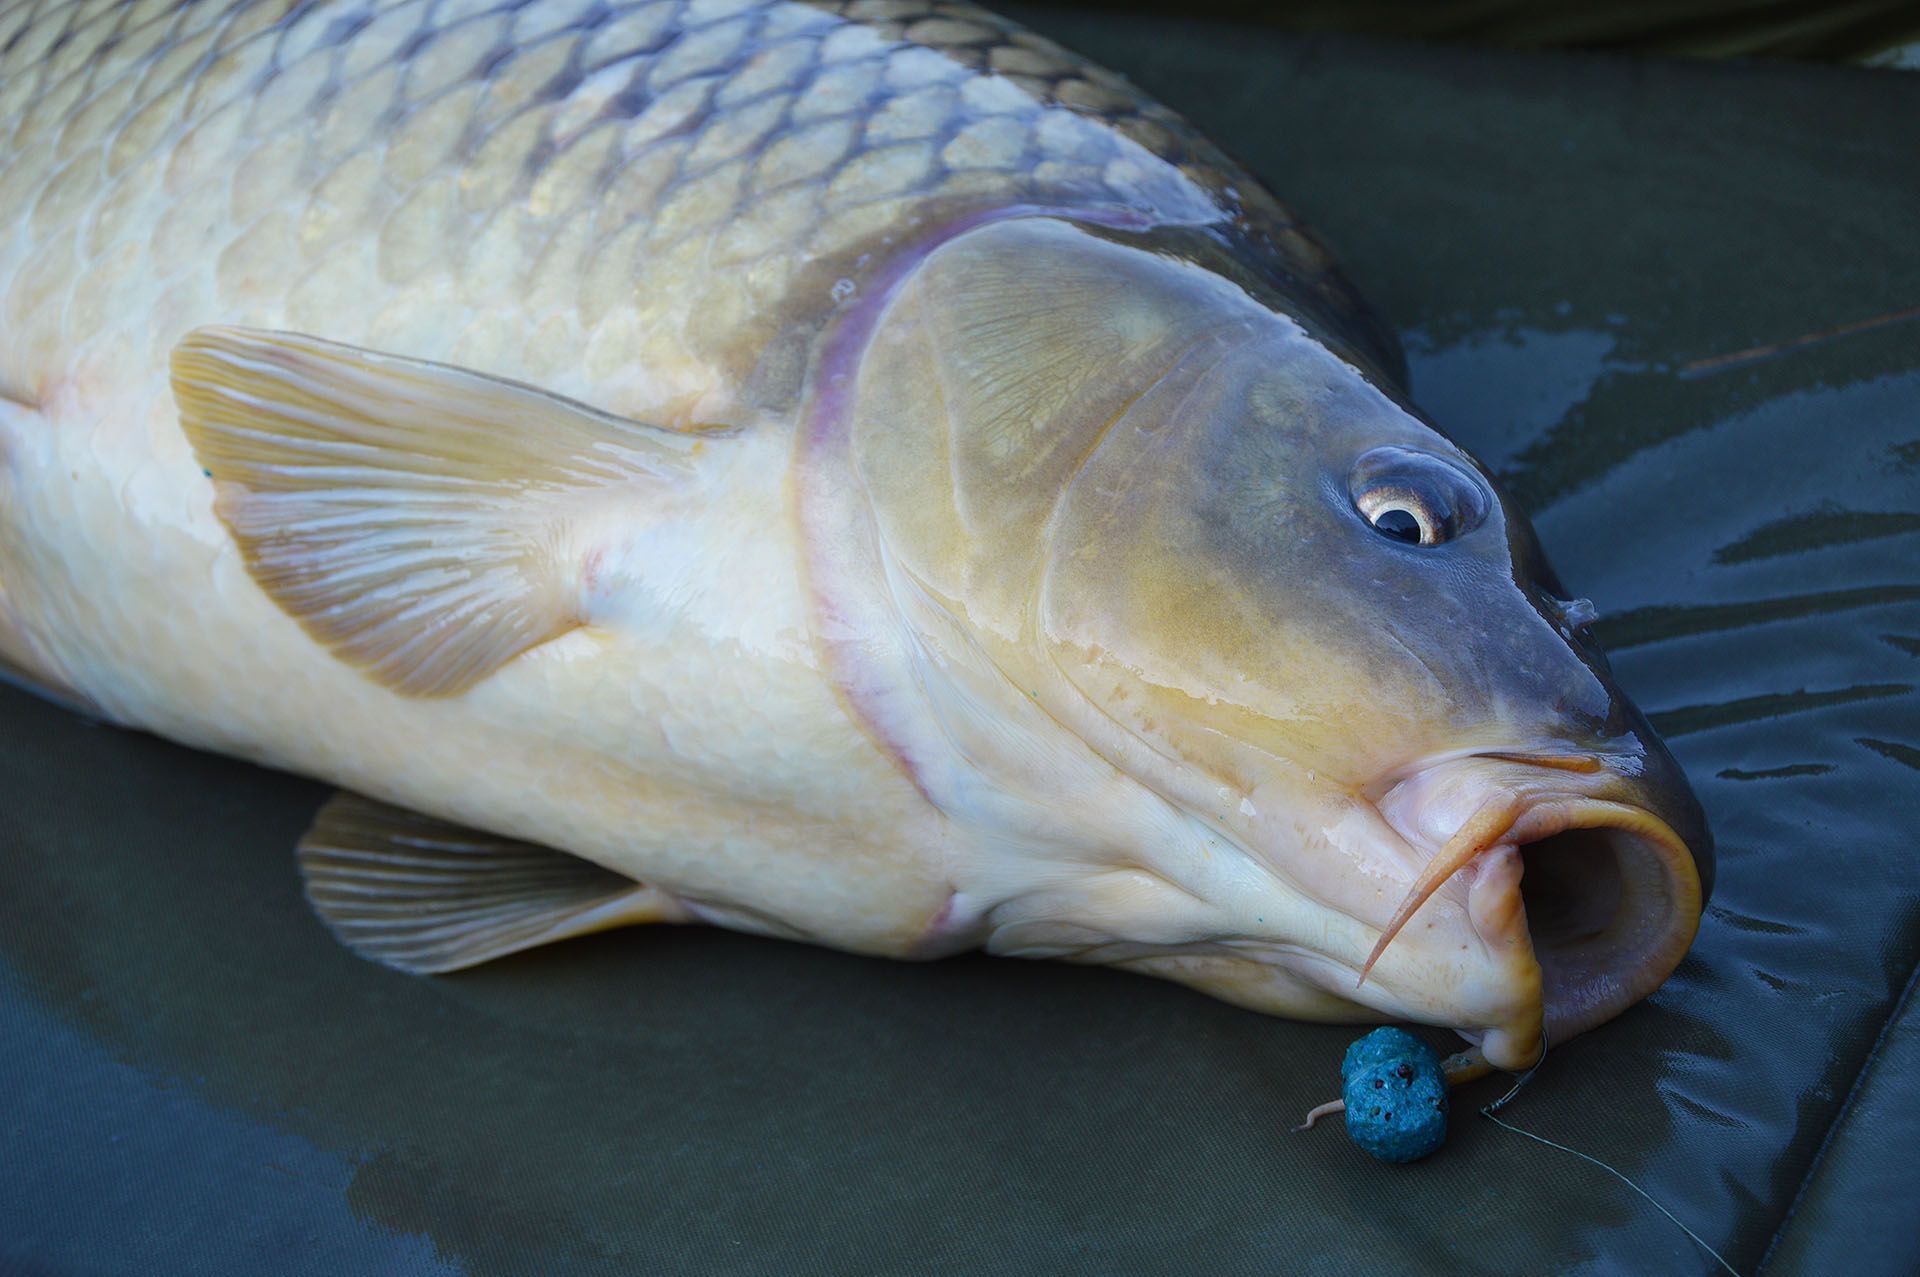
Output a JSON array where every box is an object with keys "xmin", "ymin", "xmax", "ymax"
[{"xmin": 0, "ymin": 0, "xmax": 1708, "ymax": 1069}]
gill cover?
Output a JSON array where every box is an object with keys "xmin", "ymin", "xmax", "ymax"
[{"xmin": 848, "ymin": 217, "xmax": 1274, "ymax": 640}]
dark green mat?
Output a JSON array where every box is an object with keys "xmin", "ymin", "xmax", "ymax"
[{"xmin": 4, "ymin": 9, "xmax": 1918, "ymax": 1275}]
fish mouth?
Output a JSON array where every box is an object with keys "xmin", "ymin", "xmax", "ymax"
[{"xmin": 1369, "ymin": 767, "xmax": 1705, "ymax": 1071}]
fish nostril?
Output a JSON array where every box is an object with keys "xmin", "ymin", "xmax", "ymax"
[{"xmin": 1559, "ymin": 597, "xmax": 1599, "ymax": 631}]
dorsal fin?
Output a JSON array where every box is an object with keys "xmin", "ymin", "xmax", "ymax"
[
  {"xmin": 171, "ymin": 327, "xmax": 724, "ymax": 696},
  {"xmin": 298, "ymin": 792, "xmax": 683, "ymax": 974}
]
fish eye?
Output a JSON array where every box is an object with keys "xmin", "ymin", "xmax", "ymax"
[{"xmin": 1349, "ymin": 447, "xmax": 1490, "ymax": 547}]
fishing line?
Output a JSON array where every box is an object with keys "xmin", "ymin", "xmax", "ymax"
[{"xmin": 1479, "ymin": 1035, "xmax": 1741, "ymax": 1277}]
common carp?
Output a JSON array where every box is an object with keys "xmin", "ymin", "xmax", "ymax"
[{"xmin": 0, "ymin": 0, "xmax": 1709, "ymax": 1079}]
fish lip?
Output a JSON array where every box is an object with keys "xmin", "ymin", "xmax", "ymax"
[
  {"xmin": 1510, "ymin": 797, "xmax": 1702, "ymax": 1055},
  {"xmin": 1373, "ymin": 753, "xmax": 1706, "ymax": 1071},
  {"xmin": 1457, "ymin": 791, "xmax": 1703, "ymax": 1071}
]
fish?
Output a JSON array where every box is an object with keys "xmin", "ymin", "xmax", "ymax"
[{"xmin": 0, "ymin": 0, "xmax": 1710, "ymax": 1081}]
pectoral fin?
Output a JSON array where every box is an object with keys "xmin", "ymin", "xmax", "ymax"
[
  {"xmin": 171, "ymin": 327, "xmax": 722, "ymax": 696},
  {"xmin": 298, "ymin": 792, "xmax": 682, "ymax": 974}
]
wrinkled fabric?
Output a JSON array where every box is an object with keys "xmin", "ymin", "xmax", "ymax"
[{"xmin": 3, "ymin": 9, "xmax": 1918, "ymax": 1274}]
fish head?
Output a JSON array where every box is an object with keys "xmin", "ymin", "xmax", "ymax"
[
  {"xmin": 833, "ymin": 216, "xmax": 1708, "ymax": 1066},
  {"xmin": 1037, "ymin": 322, "xmax": 1711, "ymax": 1067}
]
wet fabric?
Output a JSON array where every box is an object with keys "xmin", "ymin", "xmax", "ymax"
[{"xmin": 3, "ymin": 8, "xmax": 1918, "ymax": 1274}]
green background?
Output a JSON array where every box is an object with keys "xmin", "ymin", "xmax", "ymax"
[{"xmin": 4, "ymin": 7, "xmax": 1919, "ymax": 1273}]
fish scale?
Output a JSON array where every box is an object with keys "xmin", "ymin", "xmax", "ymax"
[{"xmin": 0, "ymin": 0, "xmax": 1365, "ymax": 422}]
